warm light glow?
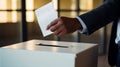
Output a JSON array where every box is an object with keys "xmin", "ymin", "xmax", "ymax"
[
  {"xmin": 26, "ymin": 0, "xmax": 34, "ymax": 10},
  {"xmin": 0, "ymin": 0, "xmax": 7, "ymax": 10},
  {"xmin": 26, "ymin": 11, "xmax": 34, "ymax": 22},
  {"xmin": 88, "ymin": 0, "xmax": 93, "ymax": 10},
  {"xmin": 70, "ymin": 12, "xmax": 77, "ymax": 17},
  {"xmin": 80, "ymin": 0, "xmax": 93, "ymax": 10},
  {"xmin": 12, "ymin": 11, "xmax": 17, "ymax": 23},
  {"xmin": 52, "ymin": 0, "xmax": 58, "ymax": 10},
  {"xmin": 0, "ymin": 11, "xmax": 7, "ymax": 23},
  {"xmin": 26, "ymin": 44, "xmax": 36, "ymax": 50},
  {"xmin": 71, "ymin": 0, "xmax": 76, "ymax": 10},
  {"xmin": 26, "ymin": 41, "xmax": 36, "ymax": 50},
  {"xmin": 12, "ymin": 0, "xmax": 17, "ymax": 10},
  {"xmin": 79, "ymin": 11, "xmax": 87, "ymax": 15},
  {"xmin": 51, "ymin": 41, "xmax": 58, "ymax": 52}
]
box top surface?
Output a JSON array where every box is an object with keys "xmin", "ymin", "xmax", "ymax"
[{"xmin": 1, "ymin": 39, "xmax": 98, "ymax": 54}]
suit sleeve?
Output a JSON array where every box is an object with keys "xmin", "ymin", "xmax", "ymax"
[{"xmin": 78, "ymin": 0, "xmax": 120, "ymax": 35}]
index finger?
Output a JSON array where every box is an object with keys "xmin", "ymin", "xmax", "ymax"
[{"xmin": 46, "ymin": 19, "xmax": 58, "ymax": 30}]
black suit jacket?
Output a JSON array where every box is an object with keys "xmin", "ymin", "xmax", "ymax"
[{"xmin": 79, "ymin": 0, "xmax": 120, "ymax": 66}]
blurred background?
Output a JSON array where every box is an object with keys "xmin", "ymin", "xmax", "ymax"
[{"xmin": 0, "ymin": 0, "xmax": 112, "ymax": 67}]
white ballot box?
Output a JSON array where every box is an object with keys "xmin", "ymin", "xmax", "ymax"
[{"xmin": 0, "ymin": 40, "xmax": 98, "ymax": 67}]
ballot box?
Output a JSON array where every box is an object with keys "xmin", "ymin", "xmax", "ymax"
[{"xmin": 0, "ymin": 40, "xmax": 98, "ymax": 67}]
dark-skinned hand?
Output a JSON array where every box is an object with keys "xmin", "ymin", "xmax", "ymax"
[{"xmin": 46, "ymin": 17, "xmax": 82, "ymax": 36}]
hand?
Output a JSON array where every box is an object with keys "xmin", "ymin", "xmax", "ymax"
[{"xmin": 46, "ymin": 17, "xmax": 82, "ymax": 36}]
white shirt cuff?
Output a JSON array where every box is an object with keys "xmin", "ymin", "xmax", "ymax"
[{"xmin": 76, "ymin": 16, "xmax": 88, "ymax": 34}]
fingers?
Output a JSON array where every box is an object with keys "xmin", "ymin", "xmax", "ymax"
[
  {"xmin": 53, "ymin": 26, "xmax": 67, "ymax": 36},
  {"xmin": 55, "ymin": 30, "xmax": 67, "ymax": 36},
  {"xmin": 46, "ymin": 19, "xmax": 58, "ymax": 30},
  {"xmin": 53, "ymin": 26, "xmax": 64, "ymax": 35},
  {"xmin": 58, "ymin": 32, "xmax": 66, "ymax": 36},
  {"xmin": 49, "ymin": 21, "xmax": 62, "ymax": 32},
  {"xmin": 46, "ymin": 17, "xmax": 68, "ymax": 36}
]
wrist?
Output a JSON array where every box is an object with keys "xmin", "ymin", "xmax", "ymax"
[{"xmin": 74, "ymin": 18, "xmax": 83, "ymax": 30}]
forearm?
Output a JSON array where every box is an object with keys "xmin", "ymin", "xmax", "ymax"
[{"xmin": 78, "ymin": 0, "xmax": 120, "ymax": 34}]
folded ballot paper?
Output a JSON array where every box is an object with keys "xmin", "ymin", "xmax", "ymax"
[{"xmin": 35, "ymin": 2, "xmax": 58, "ymax": 37}]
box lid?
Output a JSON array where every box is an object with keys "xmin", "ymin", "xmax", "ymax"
[{"xmin": 2, "ymin": 39, "xmax": 97, "ymax": 54}]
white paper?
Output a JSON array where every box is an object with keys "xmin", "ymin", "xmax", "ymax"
[{"xmin": 35, "ymin": 2, "xmax": 58, "ymax": 37}]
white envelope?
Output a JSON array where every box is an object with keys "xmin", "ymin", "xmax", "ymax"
[{"xmin": 35, "ymin": 2, "xmax": 58, "ymax": 37}]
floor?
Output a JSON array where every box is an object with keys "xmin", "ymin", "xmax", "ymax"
[{"xmin": 98, "ymin": 54, "xmax": 110, "ymax": 67}]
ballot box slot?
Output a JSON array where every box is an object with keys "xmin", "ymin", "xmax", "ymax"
[{"xmin": 37, "ymin": 43, "xmax": 69, "ymax": 48}]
